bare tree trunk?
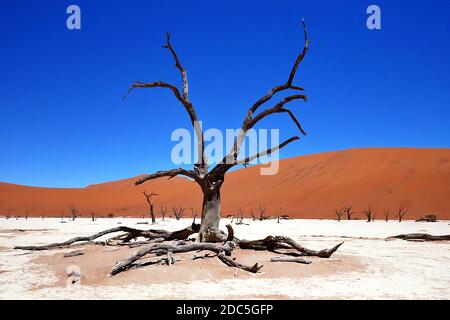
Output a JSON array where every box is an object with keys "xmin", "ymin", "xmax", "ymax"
[
  {"xmin": 150, "ymin": 204, "xmax": 156, "ymax": 224},
  {"xmin": 143, "ymin": 191, "xmax": 158, "ymax": 224},
  {"xmin": 198, "ymin": 184, "xmax": 224, "ymax": 242}
]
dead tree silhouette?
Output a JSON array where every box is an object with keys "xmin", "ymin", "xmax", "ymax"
[
  {"xmin": 172, "ymin": 207, "xmax": 184, "ymax": 221},
  {"xmin": 397, "ymin": 203, "xmax": 408, "ymax": 222},
  {"xmin": 362, "ymin": 207, "xmax": 374, "ymax": 223},
  {"xmin": 383, "ymin": 209, "xmax": 390, "ymax": 222},
  {"xmin": 69, "ymin": 205, "xmax": 78, "ymax": 221},
  {"xmin": 342, "ymin": 207, "xmax": 355, "ymax": 220},
  {"xmin": 335, "ymin": 208, "xmax": 344, "ymax": 222},
  {"xmin": 125, "ymin": 21, "xmax": 311, "ymax": 242},
  {"xmin": 14, "ymin": 20, "xmax": 343, "ymax": 275},
  {"xmin": 160, "ymin": 206, "xmax": 167, "ymax": 221},
  {"xmin": 258, "ymin": 205, "xmax": 268, "ymax": 221},
  {"xmin": 143, "ymin": 191, "xmax": 158, "ymax": 224}
]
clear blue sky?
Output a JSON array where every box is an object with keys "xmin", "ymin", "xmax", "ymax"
[{"xmin": 1, "ymin": 0, "xmax": 449, "ymax": 187}]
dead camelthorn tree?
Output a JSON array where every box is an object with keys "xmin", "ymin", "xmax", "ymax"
[
  {"xmin": 335, "ymin": 208, "xmax": 344, "ymax": 222},
  {"xmin": 14, "ymin": 20, "xmax": 343, "ymax": 276},
  {"xmin": 125, "ymin": 21, "xmax": 311, "ymax": 242},
  {"xmin": 191, "ymin": 207, "xmax": 198, "ymax": 223},
  {"xmin": 235, "ymin": 207, "xmax": 247, "ymax": 225},
  {"xmin": 90, "ymin": 211, "xmax": 96, "ymax": 222},
  {"xmin": 143, "ymin": 191, "xmax": 158, "ymax": 224},
  {"xmin": 342, "ymin": 207, "xmax": 355, "ymax": 220},
  {"xmin": 397, "ymin": 203, "xmax": 408, "ymax": 222},
  {"xmin": 250, "ymin": 209, "xmax": 256, "ymax": 221},
  {"xmin": 172, "ymin": 207, "xmax": 184, "ymax": 221},
  {"xmin": 258, "ymin": 205, "xmax": 267, "ymax": 221},
  {"xmin": 362, "ymin": 207, "xmax": 374, "ymax": 223},
  {"xmin": 277, "ymin": 208, "xmax": 284, "ymax": 224},
  {"xmin": 69, "ymin": 204, "xmax": 78, "ymax": 221},
  {"xmin": 160, "ymin": 206, "xmax": 167, "ymax": 221},
  {"xmin": 383, "ymin": 209, "xmax": 390, "ymax": 222}
]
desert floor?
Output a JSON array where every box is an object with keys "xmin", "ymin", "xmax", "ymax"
[{"xmin": 0, "ymin": 218, "xmax": 449, "ymax": 299}]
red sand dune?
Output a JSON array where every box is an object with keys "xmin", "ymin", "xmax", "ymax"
[{"xmin": 1, "ymin": 148, "xmax": 449, "ymax": 220}]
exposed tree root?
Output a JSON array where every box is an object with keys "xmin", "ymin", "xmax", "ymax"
[
  {"xmin": 386, "ymin": 233, "xmax": 450, "ymax": 241},
  {"xmin": 14, "ymin": 226, "xmax": 136, "ymax": 250},
  {"xmin": 14, "ymin": 224, "xmax": 199, "ymax": 251},
  {"xmin": 110, "ymin": 241, "xmax": 234, "ymax": 275},
  {"xmin": 14, "ymin": 224, "xmax": 344, "ymax": 276}
]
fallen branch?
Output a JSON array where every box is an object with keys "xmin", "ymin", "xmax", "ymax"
[
  {"xmin": 386, "ymin": 233, "xmax": 450, "ymax": 241},
  {"xmin": 192, "ymin": 253, "xmax": 217, "ymax": 260},
  {"xmin": 238, "ymin": 236, "xmax": 343, "ymax": 258},
  {"xmin": 217, "ymin": 252, "xmax": 263, "ymax": 273},
  {"xmin": 63, "ymin": 250, "xmax": 85, "ymax": 258},
  {"xmin": 270, "ymin": 256, "xmax": 312, "ymax": 264}
]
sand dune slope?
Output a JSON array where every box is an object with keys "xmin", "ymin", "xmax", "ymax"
[{"xmin": 0, "ymin": 148, "xmax": 449, "ymax": 219}]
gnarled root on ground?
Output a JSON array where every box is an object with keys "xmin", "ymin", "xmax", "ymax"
[
  {"xmin": 14, "ymin": 224, "xmax": 343, "ymax": 275},
  {"xmin": 14, "ymin": 223, "xmax": 200, "ymax": 250}
]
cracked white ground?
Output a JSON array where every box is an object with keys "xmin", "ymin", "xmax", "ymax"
[{"xmin": 0, "ymin": 218, "xmax": 449, "ymax": 299}]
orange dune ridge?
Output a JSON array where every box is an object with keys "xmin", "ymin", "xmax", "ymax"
[{"xmin": 0, "ymin": 148, "xmax": 449, "ymax": 220}]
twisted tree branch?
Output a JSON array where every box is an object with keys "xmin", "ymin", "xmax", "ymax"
[
  {"xmin": 163, "ymin": 32, "xmax": 190, "ymax": 101},
  {"xmin": 236, "ymin": 136, "xmax": 300, "ymax": 166},
  {"xmin": 135, "ymin": 168, "xmax": 198, "ymax": 185},
  {"xmin": 212, "ymin": 20, "xmax": 310, "ymax": 175}
]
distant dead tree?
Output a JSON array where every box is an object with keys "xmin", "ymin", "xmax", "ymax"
[
  {"xmin": 277, "ymin": 208, "xmax": 286, "ymax": 224},
  {"xmin": 335, "ymin": 208, "xmax": 344, "ymax": 222},
  {"xmin": 69, "ymin": 204, "xmax": 78, "ymax": 221},
  {"xmin": 250, "ymin": 209, "xmax": 256, "ymax": 221},
  {"xmin": 383, "ymin": 209, "xmax": 390, "ymax": 222},
  {"xmin": 90, "ymin": 211, "xmax": 96, "ymax": 222},
  {"xmin": 172, "ymin": 207, "xmax": 185, "ymax": 220},
  {"xmin": 191, "ymin": 207, "xmax": 198, "ymax": 223},
  {"xmin": 143, "ymin": 191, "xmax": 158, "ymax": 224},
  {"xmin": 160, "ymin": 206, "xmax": 167, "ymax": 221},
  {"xmin": 397, "ymin": 203, "xmax": 408, "ymax": 222},
  {"xmin": 258, "ymin": 205, "xmax": 267, "ymax": 221},
  {"xmin": 342, "ymin": 207, "xmax": 355, "ymax": 220},
  {"xmin": 25, "ymin": 211, "xmax": 29, "ymax": 220},
  {"xmin": 362, "ymin": 207, "xmax": 374, "ymax": 223},
  {"xmin": 236, "ymin": 207, "xmax": 245, "ymax": 225}
]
